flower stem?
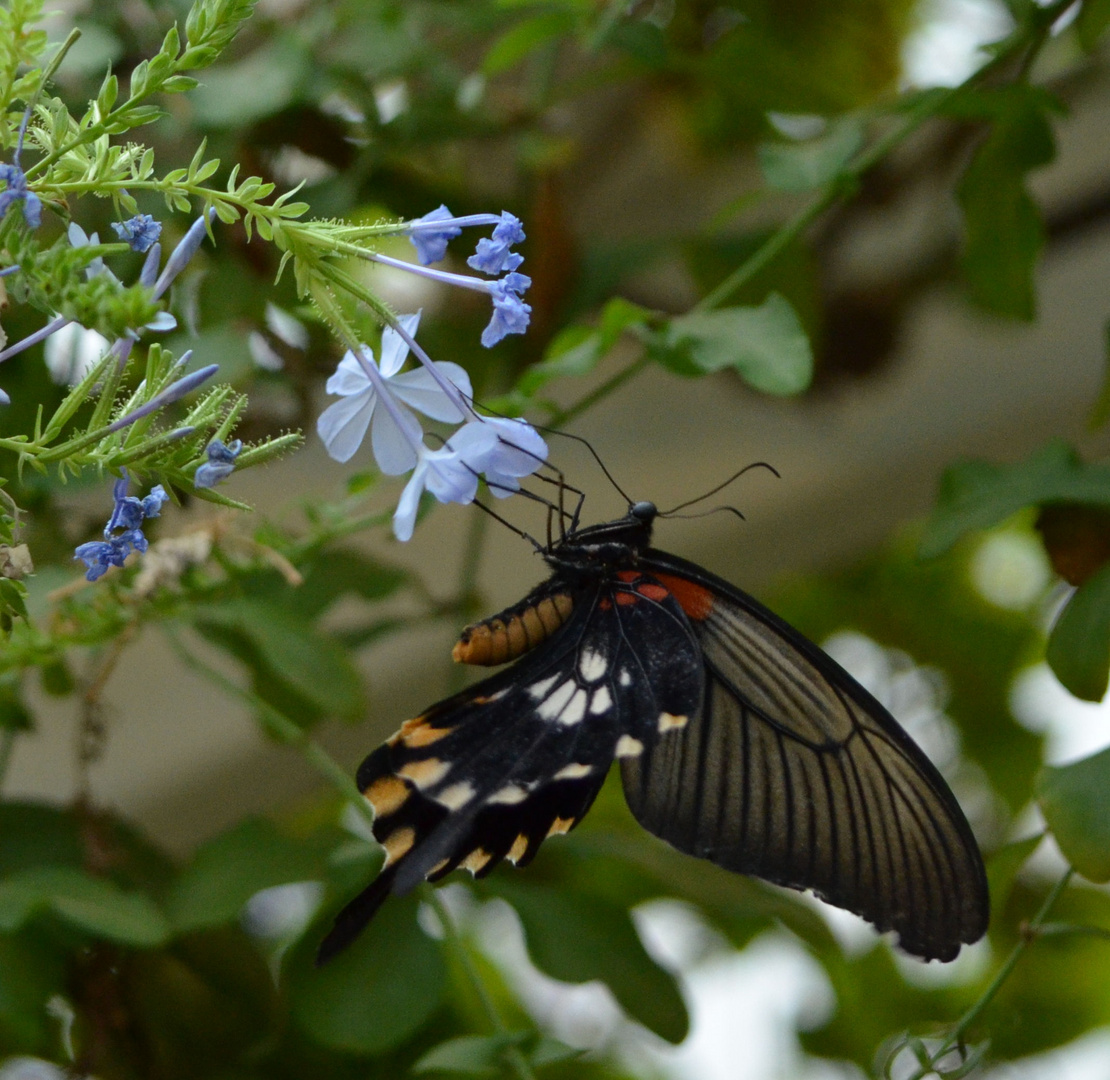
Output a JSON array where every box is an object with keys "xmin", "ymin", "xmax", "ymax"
[
  {"xmin": 422, "ymin": 887, "xmax": 538, "ymax": 1080},
  {"xmin": 546, "ymin": 354, "xmax": 649, "ymax": 431},
  {"xmin": 905, "ymin": 865, "xmax": 1075, "ymax": 1080}
]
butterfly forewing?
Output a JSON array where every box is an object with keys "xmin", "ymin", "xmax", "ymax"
[
  {"xmin": 619, "ymin": 550, "xmax": 989, "ymax": 962},
  {"xmin": 317, "ymin": 573, "xmax": 703, "ymax": 963}
]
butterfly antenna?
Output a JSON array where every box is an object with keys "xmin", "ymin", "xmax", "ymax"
[
  {"xmin": 471, "ymin": 497, "xmax": 546, "ymax": 552},
  {"xmin": 665, "ymin": 504, "xmax": 747, "ymax": 524},
  {"xmin": 660, "ymin": 461, "xmax": 780, "ymax": 516}
]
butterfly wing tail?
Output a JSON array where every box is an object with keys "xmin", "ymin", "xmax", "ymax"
[{"xmin": 315, "ymin": 863, "xmax": 399, "ymax": 966}]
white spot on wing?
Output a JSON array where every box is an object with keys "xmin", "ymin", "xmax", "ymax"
[
  {"xmin": 536, "ymin": 679, "xmax": 576, "ymax": 721},
  {"xmin": 558, "ymin": 688, "xmax": 588, "ymax": 726},
  {"xmin": 616, "ymin": 735, "xmax": 644, "ymax": 757},
  {"xmin": 578, "ymin": 648, "xmax": 608, "ymax": 682},
  {"xmin": 488, "ymin": 783, "xmax": 529, "ymax": 804},
  {"xmin": 554, "ymin": 762, "xmax": 592, "ymax": 780},
  {"xmin": 619, "ymin": 668, "xmax": 632, "ymax": 687},
  {"xmin": 590, "ymin": 685, "xmax": 612, "ymax": 715},
  {"xmin": 528, "ymin": 674, "xmax": 559, "ymax": 700}
]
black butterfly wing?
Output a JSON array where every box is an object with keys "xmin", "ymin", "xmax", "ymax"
[
  {"xmin": 317, "ymin": 572, "xmax": 704, "ymax": 964},
  {"xmin": 619, "ymin": 550, "xmax": 989, "ymax": 962}
]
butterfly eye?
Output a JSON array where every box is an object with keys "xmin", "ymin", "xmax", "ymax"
[{"xmin": 630, "ymin": 501, "xmax": 656, "ymax": 522}]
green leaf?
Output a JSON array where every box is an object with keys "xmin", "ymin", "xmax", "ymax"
[
  {"xmin": 491, "ymin": 880, "xmax": 688, "ymax": 1044},
  {"xmin": 189, "ymin": 39, "xmax": 309, "ymax": 127},
  {"xmin": 285, "ymin": 549, "xmax": 407, "ymax": 620},
  {"xmin": 919, "ymin": 439, "xmax": 1110, "ymax": 558},
  {"xmin": 986, "ymin": 833, "xmax": 1043, "ymax": 913},
  {"xmin": 1046, "ymin": 563, "xmax": 1110, "ymax": 701},
  {"xmin": 287, "ymin": 895, "xmax": 446, "ymax": 1055},
  {"xmin": 1038, "ymin": 746, "xmax": 1110, "ymax": 881},
  {"xmin": 165, "ymin": 818, "xmax": 341, "ymax": 933},
  {"xmin": 0, "ymin": 867, "xmax": 169, "ymax": 946},
  {"xmin": 955, "ymin": 87, "xmax": 1057, "ymax": 319},
  {"xmin": 483, "ymin": 12, "xmax": 576, "ymax": 76},
  {"xmin": 664, "ymin": 293, "xmax": 813, "ymax": 395},
  {"xmin": 0, "ymin": 932, "xmax": 66, "ymax": 1052},
  {"xmin": 0, "ymin": 804, "xmax": 83, "ymax": 877},
  {"xmin": 757, "ymin": 117, "xmax": 864, "ymax": 192},
  {"xmin": 414, "ymin": 1032, "xmax": 529, "ymax": 1076},
  {"xmin": 192, "ymin": 598, "xmax": 365, "ymax": 725},
  {"xmin": 1077, "ymin": 0, "xmax": 1110, "ymax": 50}
]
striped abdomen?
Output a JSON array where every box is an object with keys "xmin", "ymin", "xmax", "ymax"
[{"xmin": 453, "ymin": 589, "xmax": 574, "ymax": 666}]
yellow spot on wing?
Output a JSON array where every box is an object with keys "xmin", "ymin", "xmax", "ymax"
[
  {"xmin": 547, "ymin": 817, "xmax": 575, "ymax": 838},
  {"xmin": 658, "ymin": 712, "xmax": 689, "ymax": 732},
  {"xmin": 508, "ymin": 834, "xmax": 529, "ymax": 863},
  {"xmin": 382, "ymin": 827, "xmax": 415, "ymax": 865},
  {"xmin": 364, "ymin": 775, "xmax": 408, "ymax": 816},
  {"xmin": 461, "ymin": 849, "xmax": 492, "ymax": 874},
  {"xmin": 399, "ymin": 758, "xmax": 451, "ymax": 788},
  {"xmin": 554, "ymin": 762, "xmax": 593, "ymax": 780},
  {"xmin": 397, "ymin": 717, "xmax": 454, "ymax": 747}
]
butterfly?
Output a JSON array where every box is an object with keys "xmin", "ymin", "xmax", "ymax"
[{"xmin": 317, "ymin": 500, "xmax": 989, "ymax": 964}]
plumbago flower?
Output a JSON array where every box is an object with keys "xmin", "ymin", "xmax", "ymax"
[
  {"xmin": 317, "ymin": 313, "xmax": 472, "ymax": 468},
  {"xmin": 0, "ymin": 211, "xmax": 212, "ymax": 396},
  {"xmin": 74, "ymin": 474, "xmax": 170, "ymax": 581}
]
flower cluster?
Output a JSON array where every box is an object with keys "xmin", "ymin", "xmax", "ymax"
[
  {"xmin": 195, "ymin": 438, "xmax": 243, "ymax": 489},
  {"xmin": 74, "ymin": 475, "xmax": 169, "ymax": 581},
  {"xmin": 317, "ymin": 310, "xmax": 548, "ymax": 540}
]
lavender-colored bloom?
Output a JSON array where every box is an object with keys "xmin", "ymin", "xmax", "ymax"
[
  {"xmin": 0, "ymin": 387, "xmax": 9, "ymax": 406},
  {"xmin": 106, "ymin": 359, "xmax": 217, "ymax": 433},
  {"xmin": 43, "ymin": 323, "xmax": 111, "ymax": 386},
  {"xmin": 194, "ymin": 438, "xmax": 243, "ymax": 489},
  {"xmin": 0, "ymin": 162, "xmax": 41, "ymax": 229},
  {"xmin": 407, "ymin": 205, "xmax": 463, "ymax": 265},
  {"xmin": 153, "ymin": 210, "xmax": 215, "ymax": 299},
  {"xmin": 316, "ymin": 313, "xmax": 472, "ymax": 469},
  {"xmin": 112, "ymin": 214, "xmax": 162, "ymax": 253},
  {"xmin": 68, "ymin": 224, "xmax": 122, "ymax": 286},
  {"xmin": 392, "ymin": 439, "xmax": 482, "ymax": 542},
  {"xmin": 467, "ymin": 212, "xmax": 526, "ymax": 275},
  {"xmin": 481, "ymin": 274, "xmax": 533, "ymax": 347},
  {"xmin": 471, "ymin": 416, "xmax": 548, "ymax": 496},
  {"xmin": 75, "ymin": 475, "xmax": 169, "ymax": 581}
]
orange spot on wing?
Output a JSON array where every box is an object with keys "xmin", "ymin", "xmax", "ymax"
[
  {"xmin": 616, "ymin": 570, "xmax": 638, "ymax": 583},
  {"xmin": 653, "ymin": 573, "xmax": 714, "ymax": 621},
  {"xmin": 638, "ymin": 583, "xmax": 669, "ymax": 602},
  {"xmin": 614, "ymin": 592, "xmax": 637, "ymax": 606},
  {"xmin": 364, "ymin": 776, "xmax": 409, "ymax": 816}
]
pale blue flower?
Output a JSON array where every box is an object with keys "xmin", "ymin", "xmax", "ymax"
[
  {"xmin": 467, "ymin": 212, "xmax": 525, "ymax": 275},
  {"xmin": 112, "ymin": 213, "xmax": 162, "ymax": 253},
  {"xmin": 0, "ymin": 162, "xmax": 40, "ymax": 229},
  {"xmin": 407, "ymin": 205, "xmax": 463, "ymax": 265},
  {"xmin": 194, "ymin": 438, "xmax": 243, "ymax": 488},
  {"xmin": 481, "ymin": 274, "xmax": 532, "ymax": 347},
  {"xmin": 316, "ymin": 313, "xmax": 472, "ymax": 470}
]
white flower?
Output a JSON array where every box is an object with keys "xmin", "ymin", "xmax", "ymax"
[
  {"xmin": 43, "ymin": 322, "xmax": 110, "ymax": 385},
  {"xmin": 316, "ymin": 312, "xmax": 473, "ymax": 471}
]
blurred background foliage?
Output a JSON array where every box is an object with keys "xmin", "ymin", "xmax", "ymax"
[{"xmin": 3, "ymin": 0, "xmax": 1110, "ymax": 1078}]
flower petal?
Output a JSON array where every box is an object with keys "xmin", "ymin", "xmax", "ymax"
[
  {"xmin": 378, "ymin": 313, "xmax": 421, "ymax": 378},
  {"xmin": 393, "ymin": 462, "xmax": 429, "ymax": 541},
  {"xmin": 389, "ymin": 361, "xmax": 473, "ymax": 423},
  {"xmin": 316, "ymin": 389, "xmax": 377, "ymax": 463},
  {"xmin": 326, "ymin": 347, "xmax": 376, "ymax": 396},
  {"xmin": 370, "ymin": 395, "xmax": 423, "ymax": 475}
]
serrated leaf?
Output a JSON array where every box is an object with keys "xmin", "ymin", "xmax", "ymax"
[
  {"xmin": 758, "ymin": 117, "xmax": 864, "ymax": 192},
  {"xmin": 287, "ymin": 895, "xmax": 446, "ymax": 1054},
  {"xmin": 1038, "ymin": 746, "xmax": 1110, "ymax": 881},
  {"xmin": 919, "ymin": 439, "xmax": 1110, "ymax": 558},
  {"xmin": 491, "ymin": 880, "xmax": 688, "ymax": 1044},
  {"xmin": 1045, "ymin": 564, "xmax": 1110, "ymax": 701},
  {"xmin": 664, "ymin": 293, "xmax": 812, "ymax": 395}
]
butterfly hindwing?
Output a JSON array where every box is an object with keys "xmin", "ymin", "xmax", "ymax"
[
  {"xmin": 317, "ymin": 571, "xmax": 703, "ymax": 963},
  {"xmin": 619, "ymin": 550, "xmax": 989, "ymax": 962}
]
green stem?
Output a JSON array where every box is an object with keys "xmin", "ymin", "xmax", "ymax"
[
  {"xmin": 545, "ymin": 354, "xmax": 649, "ymax": 431},
  {"xmin": 0, "ymin": 726, "xmax": 16, "ymax": 791},
  {"xmin": 906, "ymin": 866, "xmax": 1075, "ymax": 1080},
  {"xmin": 162, "ymin": 628, "xmax": 375, "ymax": 830},
  {"xmin": 422, "ymin": 888, "xmax": 537, "ymax": 1080}
]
